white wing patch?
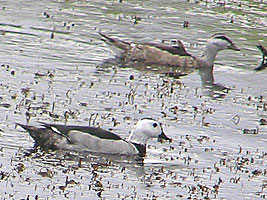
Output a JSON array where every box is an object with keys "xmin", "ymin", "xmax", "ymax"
[{"xmin": 51, "ymin": 126, "xmax": 62, "ymax": 135}]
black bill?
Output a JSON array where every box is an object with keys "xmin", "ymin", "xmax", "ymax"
[{"xmin": 158, "ymin": 127, "xmax": 172, "ymax": 143}]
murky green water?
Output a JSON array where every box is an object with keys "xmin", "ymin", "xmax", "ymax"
[{"xmin": 0, "ymin": 0, "xmax": 266, "ymax": 199}]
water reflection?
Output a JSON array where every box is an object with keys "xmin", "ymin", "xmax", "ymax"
[
  {"xmin": 197, "ymin": 67, "xmax": 229, "ymax": 99},
  {"xmin": 99, "ymin": 57, "xmax": 229, "ymax": 99},
  {"xmin": 21, "ymin": 147, "xmax": 157, "ymax": 187}
]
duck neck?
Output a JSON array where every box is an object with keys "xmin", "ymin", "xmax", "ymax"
[
  {"xmin": 131, "ymin": 142, "xmax": 146, "ymax": 157},
  {"xmin": 127, "ymin": 130, "xmax": 148, "ymax": 146},
  {"xmin": 201, "ymin": 46, "xmax": 220, "ymax": 67}
]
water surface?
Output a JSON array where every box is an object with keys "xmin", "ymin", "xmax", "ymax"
[{"xmin": 0, "ymin": 0, "xmax": 266, "ymax": 199}]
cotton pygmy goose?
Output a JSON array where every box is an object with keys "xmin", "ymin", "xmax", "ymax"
[
  {"xmin": 17, "ymin": 118, "xmax": 171, "ymax": 157},
  {"xmin": 100, "ymin": 32, "xmax": 240, "ymax": 68}
]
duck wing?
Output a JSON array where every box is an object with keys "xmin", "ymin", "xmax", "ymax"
[
  {"xmin": 40, "ymin": 122, "xmax": 123, "ymax": 141},
  {"xmin": 142, "ymin": 41, "xmax": 191, "ymax": 56},
  {"xmin": 100, "ymin": 33, "xmax": 191, "ymax": 56}
]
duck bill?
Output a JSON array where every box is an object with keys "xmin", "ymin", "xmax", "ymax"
[
  {"xmin": 228, "ymin": 44, "xmax": 240, "ymax": 51},
  {"xmin": 158, "ymin": 130, "xmax": 172, "ymax": 143}
]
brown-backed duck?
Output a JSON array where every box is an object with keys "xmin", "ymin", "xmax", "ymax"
[{"xmin": 100, "ymin": 32, "xmax": 240, "ymax": 68}]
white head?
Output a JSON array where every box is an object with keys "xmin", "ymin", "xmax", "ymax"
[
  {"xmin": 127, "ymin": 118, "xmax": 171, "ymax": 145},
  {"xmin": 202, "ymin": 33, "xmax": 240, "ymax": 66}
]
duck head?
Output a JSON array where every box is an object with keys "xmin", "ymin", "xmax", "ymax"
[
  {"xmin": 202, "ymin": 33, "xmax": 240, "ymax": 67},
  {"xmin": 127, "ymin": 118, "xmax": 171, "ymax": 145},
  {"xmin": 208, "ymin": 33, "xmax": 240, "ymax": 51}
]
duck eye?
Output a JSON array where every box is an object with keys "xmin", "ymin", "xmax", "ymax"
[{"xmin": 152, "ymin": 123, "xmax": 158, "ymax": 128}]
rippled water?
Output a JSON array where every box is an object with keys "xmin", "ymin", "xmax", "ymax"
[{"xmin": 0, "ymin": 0, "xmax": 266, "ymax": 199}]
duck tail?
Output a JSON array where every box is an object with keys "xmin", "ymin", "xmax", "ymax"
[
  {"xmin": 99, "ymin": 32, "xmax": 131, "ymax": 50},
  {"xmin": 16, "ymin": 123, "xmax": 43, "ymax": 142},
  {"xmin": 16, "ymin": 123, "xmax": 59, "ymax": 149},
  {"xmin": 16, "ymin": 123, "xmax": 39, "ymax": 135}
]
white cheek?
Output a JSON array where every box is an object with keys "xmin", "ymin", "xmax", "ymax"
[{"xmin": 151, "ymin": 128, "xmax": 160, "ymax": 136}]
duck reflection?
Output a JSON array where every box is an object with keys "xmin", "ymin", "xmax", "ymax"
[
  {"xmin": 21, "ymin": 147, "xmax": 178, "ymax": 190},
  {"xmin": 23, "ymin": 147, "xmax": 145, "ymax": 176},
  {"xmin": 197, "ymin": 66, "xmax": 229, "ymax": 99},
  {"xmin": 98, "ymin": 57, "xmax": 230, "ymax": 99}
]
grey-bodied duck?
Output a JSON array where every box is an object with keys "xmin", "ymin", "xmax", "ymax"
[{"xmin": 17, "ymin": 118, "xmax": 171, "ymax": 157}]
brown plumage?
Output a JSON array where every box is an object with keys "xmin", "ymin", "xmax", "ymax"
[
  {"xmin": 100, "ymin": 32, "xmax": 240, "ymax": 68},
  {"xmin": 100, "ymin": 32, "xmax": 195, "ymax": 67}
]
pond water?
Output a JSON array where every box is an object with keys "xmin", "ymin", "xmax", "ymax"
[{"xmin": 0, "ymin": 0, "xmax": 266, "ymax": 199}]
